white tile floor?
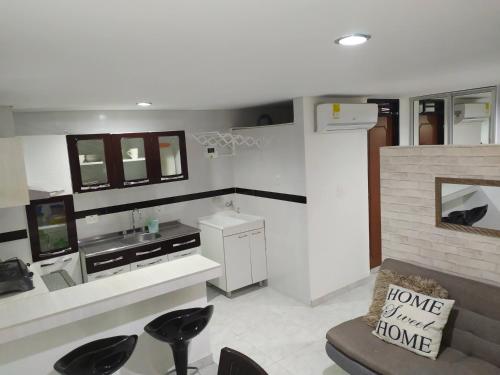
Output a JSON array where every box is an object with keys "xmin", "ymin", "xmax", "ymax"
[{"xmin": 202, "ymin": 275, "xmax": 376, "ymax": 375}]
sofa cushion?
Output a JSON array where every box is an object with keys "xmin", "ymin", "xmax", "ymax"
[
  {"xmin": 364, "ymin": 269, "xmax": 448, "ymax": 328},
  {"xmin": 372, "ymin": 284, "xmax": 455, "ymax": 359},
  {"xmin": 381, "ymin": 259, "xmax": 500, "ymax": 368},
  {"xmin": 326, "ymin": 317, "xmax": 500, "ymax": 375}
]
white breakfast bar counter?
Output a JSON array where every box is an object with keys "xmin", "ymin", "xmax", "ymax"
[{"xmin": 0, "ymin": 255, "xmax": 221, "ymax": 374}]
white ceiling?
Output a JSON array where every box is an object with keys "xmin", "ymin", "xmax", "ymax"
[{"xmin": 1, "ymin": 0, "xmax": 499, "ymax": 111}]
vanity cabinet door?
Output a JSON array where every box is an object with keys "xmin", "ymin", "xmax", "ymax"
[
  {"xmin": 149, "ymin": 131, "xmax": 189, "ymax": 184},
  {"xmin": 113, "ymin": 133, "xmax": 156, "ymax": 188},
  {"xmin": 66, "ymin": 134, "xmax": 116, "ymax": 193},
  {"xmin": 249, "ymin": 229, "xmax": 267, "ymax": 283},
  {"xmin": 223, "ymin": 233, "xmax": 252, "ymax": 292}
]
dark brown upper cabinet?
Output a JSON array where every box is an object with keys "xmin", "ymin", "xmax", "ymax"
[
  {"xmin": 26, "ymin": 195, "xmax": 78, "ymax": 262},
  {"xmin": 66, "ymin": 131, "xmax": 188, "ymax": 192},
  {"xmin": 112, "ymin": 133, "xmax": 156, "ymax": 188},
  {"xmin": 67, "ymin": 134, "xmax": 116, "ymax": 193},
  {"xmin": 149, "ymin": 131, "xmax": 189, "ymax": 184}
]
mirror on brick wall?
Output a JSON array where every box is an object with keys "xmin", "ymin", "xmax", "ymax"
[{"xmin": 436, "ymin": 177, "xmax": 500, "ymax": 237}]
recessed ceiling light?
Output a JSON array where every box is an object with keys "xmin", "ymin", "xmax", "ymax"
[
  {"xmin": 137, "ymin": 102, "xmax": 152, "ymax": 107},
  {"xmin": 335, "ymin": 33, "xmax": 371, "ymax": 46}
]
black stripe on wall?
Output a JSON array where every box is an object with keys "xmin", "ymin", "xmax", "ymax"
[
  {"xmin": 74, "ymin": 188, "xmax": 235, "ymax": 219},
  {"xmin": 74, "ymin": 187, "xmax": 307, "ymax": 219},
  {"xmin": 235, "ymin": 188, "xmax": 307, "ymax": 204},
  {"xmin": 0, "ymin": 229, "xmax": 28, "ymax": 244}
]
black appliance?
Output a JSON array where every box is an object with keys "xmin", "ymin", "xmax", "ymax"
[{"xmin": 0, "ymin": 258, "xmax": 34, "ymax": 295}]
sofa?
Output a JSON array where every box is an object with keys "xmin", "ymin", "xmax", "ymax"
[{"xmin": 325, "ymin": 258, "xmax": 500, "ymax": 375}]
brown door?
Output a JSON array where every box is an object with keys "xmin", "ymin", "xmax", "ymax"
[
  {"xmin": 368, "ymin": 116, "xmax": 394, "ymax": 268},
  {"xmin": 419, "ymin": 114, "xmax": 444, "ymax": 145}
]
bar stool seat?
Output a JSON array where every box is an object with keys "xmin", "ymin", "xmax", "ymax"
[
  {"xmin": 145, "ymin": 305, "xmax": 214, "ymax": 375},
  {"xmin": 54, "ymin": 335, "xmax": 138, "ymax": 375}
]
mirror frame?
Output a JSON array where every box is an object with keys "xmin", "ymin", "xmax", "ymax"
[
  {"xmin": 435, "ymin": 177, "xmax": 500, "ymax": 238},
  {"xmin": 411, "ymin": 86, "xmax": 497, "ymax": 145}
]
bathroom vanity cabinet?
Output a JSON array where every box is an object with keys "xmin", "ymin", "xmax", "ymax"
[{"xmin": 199, "ymin": 212, "xmax": 267, "ymax": 297}]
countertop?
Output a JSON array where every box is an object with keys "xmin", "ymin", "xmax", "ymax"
[
  {"xmin": 0, "ymin": 254, "xmax": 221, "ymax": 344},
  {"xmin": 79, "ymin": 221, "xmax": 201, "ymax": 258}
]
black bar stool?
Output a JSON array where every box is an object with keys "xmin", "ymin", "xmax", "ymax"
[
  {"xmin": 217, "ymin": 347, "xmax": 268, "ymax": 375},
  {"xmin": 145, "ymin": 305, "xmax": 214, "ymax": 375},
  {"xmin": 54, "ymin": 335, "xmax": 138, "ymax": 375}
]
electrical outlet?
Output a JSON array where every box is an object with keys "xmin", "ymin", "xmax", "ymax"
[{"xmin": 85, "ymin": 215, "xmax": 99, "ymax": 224}]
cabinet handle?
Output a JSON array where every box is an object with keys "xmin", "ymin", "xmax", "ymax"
[
  {"xmin": 136, "ymin": 247, "xmax": 162, "ymax": 256},
  {"xmin": 137, "ymin": 259, "xmax": 163, "ymax": 268},
  {"xmin": 40, "ymin": 258, "xmax": 71, "ymax": 267},
  {"xmin": 39, "ymin": 248, "xmax": 71, "ymax": 257},
  {"xmin": 124, "ymin": 179, "xmax": 149, "ymax": 186},
  {"xmin": 161, "ymin": 175, "xmax": 184, "ymax": 181},
  {"xmin": 81, "ymin": 183, "xmax": 110, "ymax": 191},
  {"xmin": 238, "ymin": 234, "xmax": 248, "ymax": 239},
  {"xmin": 112, "ymin": 268, "xmax": 126, "ymax": 275},
  {"xmin": 172, "ymin": 239, "xmax": 196, "ymax": 247},
  {"xmin": 251, "ymin": 231, "xmax": 262, "ymax": 235},
  {"xmin": 94, "ymin": 256, "xmax": 124, "ymax": 267}
]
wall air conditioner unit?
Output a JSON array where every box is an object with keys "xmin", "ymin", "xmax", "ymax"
[
  {"xmin": 316, "ymin": 103, "xmax": 378, "ymax": 132},
  {"xmin": 454, "ymin": 103, "xmax": 490, "ymax": 124}
]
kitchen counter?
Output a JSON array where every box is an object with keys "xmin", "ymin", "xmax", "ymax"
[
  {"xmin": 0, "ymin": 254, "xmax": 220, "ymax": 345},
  {"xmin": 80, "ymin": 220, "xmax": 200, "ymax": 257}
]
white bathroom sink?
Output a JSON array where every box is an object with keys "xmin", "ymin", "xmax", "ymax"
[{"xmin": 198, "ymin": 211, "xmax": 264, "ymax": 236}]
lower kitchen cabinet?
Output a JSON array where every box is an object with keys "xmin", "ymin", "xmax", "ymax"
[
  {"xmin": 130, "ymin": 254, "xmax": 169, "ymax": 270},
  {"xmin": 200, "ymin": 224, "xmax": 267, "ymax": 296},
  {"xmin": 87, "ymin": 264, "xmax": 131, "ymax": 282},
  {"xmin": 33, "ymin": 252, "xmax": 83, "ymax": 285},
  {"xmin": 81, "ymin": 232, "xmax": 201, "ymax": 282},
  {"xmin": 167, "ymin": 247, "xmax": 200, "ymax": 261}
]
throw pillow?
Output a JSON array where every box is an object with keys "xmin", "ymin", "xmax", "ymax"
[
  {"xmin": 372, "ymin": 284, "xmax": 455, "ymax": 359},
  {"xmin": 364, "ymin": 269, "xmax": 449, "ymax": 327}
]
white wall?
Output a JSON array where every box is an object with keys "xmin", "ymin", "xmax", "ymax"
[
  {"xmin": 232, "ymin": 98, "xmax": 310, "ymax": 303},
  {"xmin": 301, "ymin": 96, "xmax": 371, "ymax": 302},
  {"xmin": 0, "ymin": 107, "xmax": 15, "ymax": 137}
]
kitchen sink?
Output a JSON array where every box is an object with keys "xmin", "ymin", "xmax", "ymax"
[
  {"xmin": 198, "ymin": 211, "xmax": 264, "ymax": 236},
  {"xmin": 121, "ymin": 232, "xmax": 162, "ymax": 245}
]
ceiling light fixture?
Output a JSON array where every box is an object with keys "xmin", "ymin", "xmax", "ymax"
[
  {"xmin": 137, "ymin": 102, "xmax": 152, "ymax": 107},
  {"xmin": 335, "ymin": 33, "xmax": 371, "ymax": 46}
]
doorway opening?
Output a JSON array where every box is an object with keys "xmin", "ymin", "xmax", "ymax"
[{"xmin": 367, "ymin": 99, "xmax": 400, "ymax": 269}]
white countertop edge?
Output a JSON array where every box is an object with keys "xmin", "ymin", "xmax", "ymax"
[{"xmin": 0, "ymin": 255, "xmax": 221, "ymax": 345}]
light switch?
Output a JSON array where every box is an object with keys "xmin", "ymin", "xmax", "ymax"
[{"xmin": 85, "ymin": 215, "xmax": 99, "ymax": 224}]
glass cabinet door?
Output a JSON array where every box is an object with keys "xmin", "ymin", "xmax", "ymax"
[
  {"xmin": 151, "ymin": 131, "xmax": 188, "ymax": 183},
  {"xmin": 114, "ymin": 134, "xmax": 152, "ymax": 187},
  {"xmin": 26, "ymin": 195, "xmax": 78, "ymax": 261},
  {"xmin": 67, "ymin": 134, "xmax": 115, "ymax": 193}
]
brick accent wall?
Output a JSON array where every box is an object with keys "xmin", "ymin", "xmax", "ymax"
[{"xmin": 380, "ymin": 145, "xmax": 500, "ymax": 285}]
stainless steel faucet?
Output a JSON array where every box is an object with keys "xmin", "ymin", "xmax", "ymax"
[{"xmin": 131, "ymin": 208, "xmax": 138, "ymax": 233}]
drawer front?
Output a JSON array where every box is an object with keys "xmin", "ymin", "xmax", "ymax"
[
  {"xmin": 130, "ymin": 254, "xmax": 168, "ymax": 270},
  {"xmin": 167, "ymin": 247, "xmax": 200, "ymax": 261},
  {"xmin": 167, "ymin": 233, "xmax": 201, "ymax": 253},
  {"xmin": 86, "ymin": 250, "xmax": 131, "ymax": 274},
  {"xmin": 130, "ymin": 242, "xmax": 168, "ymax": 263},
  {"xmin": 87, "ymin": 264, "xmax": 131, "ymax": 281}
]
